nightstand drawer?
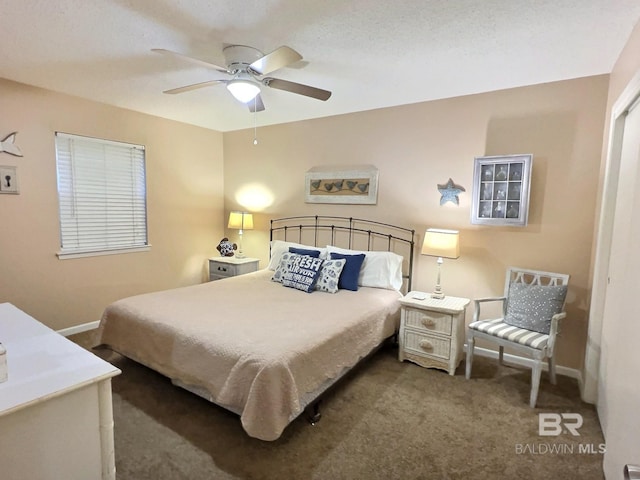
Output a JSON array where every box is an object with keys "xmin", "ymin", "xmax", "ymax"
[
  {"xmin": 403, "ymin": 330, "xmax": 451, "ymax": 360},
  {"xmin": 208, "ymin": 258, "xmax": 259, "ymax": 281},
  {"xmin": 210, "ymin": 263, "xmax": 240, "ymax": 278},
  {"xmin": 403, "ymin": 308, "xmax": 452, "ymax": 336}
]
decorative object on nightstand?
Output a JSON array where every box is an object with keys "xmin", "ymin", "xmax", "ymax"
[
  {"xmin": 399, "ymin": 293, "xmax": 470, "ymax": 375},
  {"xmin": 209, "ymin": 256, "xmax": 259, "ymax": 281},
  {"xmin": 216, "ymin": 237, "xmax": 237, "ymax": 257},
  {"xmin": 227, "ymin": 211, "xmax": 253, "ymax": 259},
  {"xmin": 421, "ymin": 228, "xmax": 460, "ymax": 299}
]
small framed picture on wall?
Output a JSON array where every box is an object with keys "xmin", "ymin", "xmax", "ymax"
[
  {"xmin": 0, "ymin": 166, "xmax": 19, "ymax": 194},
  {"xmin": 470, "ymin": 154, "xmax": 532, "ymax": 226}
]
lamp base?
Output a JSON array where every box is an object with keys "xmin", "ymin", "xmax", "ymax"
[
  {"xmin": 431, "ymin": 283, "xmax": 445, "ymax": 299},
  {"xmin": 235, "ymin": 231, "xmax": 245, "ymax": 259},
  {"xmin": 431, "ymin": 257, "xmax": 445, "ymax": 299}
]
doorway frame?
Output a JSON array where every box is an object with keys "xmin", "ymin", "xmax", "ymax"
[{"xmin": 583, "ymin": 69, "xmax": 640, "ymax": 407}]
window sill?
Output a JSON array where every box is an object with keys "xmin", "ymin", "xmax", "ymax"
[{"xmin": 56, "ymin": 245, "xmax": 151, "ymax": 260}]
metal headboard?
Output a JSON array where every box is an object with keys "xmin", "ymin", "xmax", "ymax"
[{"xmin": 270, "ymin": 215, "xmax": 415, "ymax": 292}]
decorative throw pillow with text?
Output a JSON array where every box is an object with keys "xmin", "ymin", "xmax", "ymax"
[{"xmin": 280, "ymin": 254, "xmax": 324, "ymax": 293}]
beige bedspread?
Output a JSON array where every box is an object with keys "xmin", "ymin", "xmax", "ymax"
[{"xmin": 98, "ymin": 269, "xmax": 401, "ymax": 441}]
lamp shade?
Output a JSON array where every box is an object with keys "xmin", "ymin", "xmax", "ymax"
[
  {"xmin": 226, "ymin": 80, "xmax": 260, "ymax": 103},
  {"xmin": 228, "ymin": 212, "xmax": 254, "ymax": 230},
  {"xmin": 421, "ymin": 228, "xmax": 460, "ymax": 259}
]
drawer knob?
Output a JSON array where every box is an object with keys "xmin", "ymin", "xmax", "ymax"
[
  {"xmin": 218, "ymin": 266, "xmax": 227, "ymax": 272},
  {"xmin": 419, "ymin": 339, "xmax": 433, "ymax": 350},
  {"xmin": 422, "ymin": 318, "xmax": 436, "ymax": 328}
]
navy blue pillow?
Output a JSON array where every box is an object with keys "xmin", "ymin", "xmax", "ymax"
[
  {"xmin": 281, "ymin": 254, "xmax": 324, "ymax": 293},
  {"xmin": 329, "ymin": 252, "xmax": 366, "ymax": 291},
  {"xmin": 289, "ymin": 247, "xmax": 321, "ymax": 258}
]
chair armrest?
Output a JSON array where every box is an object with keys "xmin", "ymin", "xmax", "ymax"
[
  {"xmin": 473, "ymin": 296, "xmax": 507, "ymax": 322},
  {"xmin": 547, "ymin": 311, "xmax": 567, "ymax": 354},
  {"xmin": 474, "ymin": 296, "xmax": 507, "ymax": 304}
]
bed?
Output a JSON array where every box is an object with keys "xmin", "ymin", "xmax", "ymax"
[{"xmin": 97, "ymin": 216, "xmax": 415, "ymax": 441}]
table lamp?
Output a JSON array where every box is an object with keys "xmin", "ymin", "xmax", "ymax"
[
  {"xmin": 421, "ymin": 228, "xmax": 460, "ymax": 299},
  {"xmin": 227, "ymin": 211, "xmax": 254, "ymax": 259}
]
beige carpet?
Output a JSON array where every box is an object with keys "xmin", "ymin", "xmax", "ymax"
[{"xmin": 70, "ymin": 332, "xmax": 604, "ymax": 480}]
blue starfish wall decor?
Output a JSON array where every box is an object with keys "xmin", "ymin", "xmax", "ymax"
[{"xmin": 437, "ymin": 178, "xmax": 465, "ymax": 205}]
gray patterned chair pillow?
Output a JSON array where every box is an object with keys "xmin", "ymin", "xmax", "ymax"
[
  {"xmin": 504, "ymin": 283, "xmax": 568, "ymax": 334},
  {"xmin": 315, "ymin": 258, "xmax": 346, "ymax": 293}
]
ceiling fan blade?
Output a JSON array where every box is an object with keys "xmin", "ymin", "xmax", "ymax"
[
  {"xmin": 248, "ymin": 94, "xmax": 265, "ymax": 112},
  {"xmin": 152, "ymin": 48, "xmax": 228, "ymax": 73},
  {"xmin": 163, "ymin": 80, "xmax": 225, "ymax": 95},
  {"xmin": 250, "ymin": 46, "xmax": 302, "ymax": 75},
  {"xmin": 263, "ymin": 78, "xmax": 331, "ymax": 101}
]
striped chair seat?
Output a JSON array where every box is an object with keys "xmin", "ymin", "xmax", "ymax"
[{"xmin": 468, "ymin": 318, "xmax": 549, "ymax": 350}]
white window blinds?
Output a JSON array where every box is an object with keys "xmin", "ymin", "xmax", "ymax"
[{"xmin": 55, "ymin": 132, "xmax": 148, "ymax": 258}]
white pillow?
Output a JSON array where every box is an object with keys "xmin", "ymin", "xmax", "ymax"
[
  {"xmin": 267, "ymin": 240, "xmax": 327, "ymax": 270},
  {"xmin": 326, "ymin": 245, "xmax": 404, "ymax": 291}
]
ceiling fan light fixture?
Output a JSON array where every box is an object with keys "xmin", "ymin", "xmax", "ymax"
[{"xmin": 226, "ymin": 80, "xmax": 260, "ymax": 103}]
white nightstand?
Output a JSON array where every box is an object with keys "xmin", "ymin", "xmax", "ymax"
[
  {"xmin": 398, "ymin": 292, "xmax": 470, "ymax": 375},
  {"xmin": 209, "ymin": 256, "xmax": 259, "ymax": 281}
]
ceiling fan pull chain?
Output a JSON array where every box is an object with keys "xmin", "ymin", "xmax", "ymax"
[{"xmin": 253, "ymin": 98, "xmax": 258, "ymax": 145}]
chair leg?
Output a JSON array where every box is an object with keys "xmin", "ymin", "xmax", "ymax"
[
  {"xmin": 498, "ymin": 346, "xmax": 504, "ymax": 365},
  {"xmin": 548, "ymin": 355, "xmax": 557, "ymax": 385},
  {"xmin": 465, "ymin": 335, "xmax": 475, "ymax": 379},
  {"xmin": 530, "ymin": 359, "xmax": 543, "ymax": 408}
]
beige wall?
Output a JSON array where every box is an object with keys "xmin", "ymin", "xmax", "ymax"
[
  {"xmin": 0, "ymin": 72, "xmax": 610, "ymax": 370},
  {"xmin": 224, "ymin": 75, "xmax": 609, "ymax": 370},
  {"xmin": 607, "ymin": 21, "xmax": 640, "ymax": 105},
  {"xmin": 0, "ymin": 78, "xmax": 224, "ymax": 330}
]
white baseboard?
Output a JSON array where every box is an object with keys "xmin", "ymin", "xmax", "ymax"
[
  {"xmin": 57, "ymin": 320, "xmax": 100, "ymax": 337},
  {"xmin": 466, "ymin": 344, "xmax": 582, "ymax": 381}
]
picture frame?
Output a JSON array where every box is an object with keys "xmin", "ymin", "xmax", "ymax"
[
  {"xmin": 305, "ymin": 165, "xmax": 379, "ymax": 204},
  {"xmin": 0, "ymin": 166, "xmax": 19, "ymax": 194},
  {"xmin": 470, "ymin": 154, "xmax": 532, "ymax": 226}
]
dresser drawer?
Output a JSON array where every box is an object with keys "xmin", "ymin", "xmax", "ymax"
[
  {"xmin": 403, "ymin": 308, "xmax": 452, "ymax": 336},
  {"xmin": 402, "ymin": 330, "xmax": 451, "ymax": 360}
]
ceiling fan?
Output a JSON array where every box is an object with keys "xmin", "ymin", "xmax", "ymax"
[{"xmin": 152, "ymin": 45, "xmax": 332, "ymax": 112}]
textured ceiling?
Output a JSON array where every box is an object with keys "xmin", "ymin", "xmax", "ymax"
[{"xmin": 1, "ymin": 0, "xmax": 639, "ymax": 132}]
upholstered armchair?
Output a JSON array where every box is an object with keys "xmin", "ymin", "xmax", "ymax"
[{"xmin": 465, "ymin": 267, "xmax": 570, "ymax": 408}]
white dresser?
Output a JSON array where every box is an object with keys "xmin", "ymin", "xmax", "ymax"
[
  {"xmin": 398, "ymin": 293, "xmax": 470, "ymax": 375},
  {"xmin": 0, "ymin": 303, "xmax": 121, "ymax": 480}
]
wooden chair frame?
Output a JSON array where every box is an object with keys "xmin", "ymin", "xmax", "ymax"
[{"xmin": 465, "ymin": 267, "xmax": 570, "ymax": 407}]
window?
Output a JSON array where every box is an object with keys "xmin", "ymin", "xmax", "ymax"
[{"xmin": 55, "ymin": 132, "xmax": 148, "ymax": 259}]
